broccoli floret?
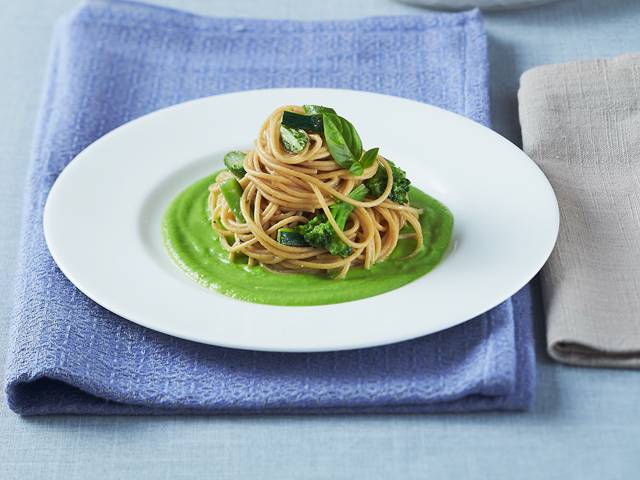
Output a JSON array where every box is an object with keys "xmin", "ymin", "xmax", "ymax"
[
  {"xmin": 294, "ymin": 184, "xmax": 369, "ymax": 258},
  {"xmin": 299, "ymin": 213, "xmax": 353, "ymax": 257},
  {"xmin": 365, "ymin": 160, "xmax": 411, "ymax": 204},
  {"xmin": 299, "ymin": 214, "xmax": 333, "ymax": 249},
  {"xmin": 326, "ymin": 232, "xmax": 353, "ymax": 257}
]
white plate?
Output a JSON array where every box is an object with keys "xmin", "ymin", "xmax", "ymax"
[{"xmin": 44, "ymin": 88, "xmax": 558, "ymax": 352}]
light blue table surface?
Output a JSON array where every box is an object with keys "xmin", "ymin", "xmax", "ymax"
[{"xmin": 1, "ymin": 0, "xmax": 639, "ymax": 478}]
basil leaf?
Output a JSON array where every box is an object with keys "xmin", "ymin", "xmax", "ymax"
[
  {"xmin": 322, "ymin": 113, "xmax": 363, "ymax": 169},
  {"xmin": 360, "ymin": 148, "xmax": 379, "ymax": 169},
  {"xmin": 303, "ymin": 105, "xmax": 336, "ymax": 115},
  {"xmin": 349, "ymin": 162, "xmax": 364, "ymax": 176},
  {"xmin": 280, "ymin": 125, "xmax": 308, "ymax": 153}
]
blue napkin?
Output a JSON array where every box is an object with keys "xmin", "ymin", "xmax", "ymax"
[{"xmin": 5, "ymin": 0, "xmax": 535, "ymax": 414}]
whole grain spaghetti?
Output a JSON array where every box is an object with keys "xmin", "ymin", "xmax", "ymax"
[{"xmin": 208, "ymin": 105, "xmax": 423, "ymax": 279}]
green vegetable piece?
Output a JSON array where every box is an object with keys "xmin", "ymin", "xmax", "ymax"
[
  {"xmin": 280, "ymin": 125, "xmax": 308, "ymax": 153},
  {"xmin": 349, "ymin": 147, "xmax": 378, "ymax": 176},
  {"xmin": 360, "ymin": 147, "xmax": 379, "ymax": 169},
  {"xmin": 299, "ymin": 215, "xmax": 332, "ymax": 249},
  {"xmin": 326, "ymin": 231, "xmax": 352, "ymax": 258},
  {"xmin": 349, "ymin": 162, "xmax": 364, "ymax": 176},
  {"xmin": 299, "ymin": 184, "xmax": 369, "ymax": 257},
  {"xmin": 346, "ymin": 183, "xmax": 370, "ymax": 201},
  {"xmin": 365, "ymin": 159, "xmax": 411, "ymax": 205},
  {"xmin": 322, "ymin": 113, "xmax": 363, "ymax": 169},
  {"xmin": 219, "ymin": 177, "xmax": 245, "ymax": 222},
  {"xmin": 325, "ymin": 184, "xmax": 368, "ymax": 256},
  {"xmin": 303, "ymin": 105, "xmax": 336, "ymax": 115},
  {"xmin": 276, "ymin": 228, "xmax": 308, "ymax": 247},
  {"xmin": 282, "ymin": 111, "xmax": 323, "ymax": 133},
  {"xmin": 330, "ymin": 184, "xmax": 368, "ymax": 230},
  {"xmin": 223, "ymin": 151, "xmax": 247, "ymax": 179}
]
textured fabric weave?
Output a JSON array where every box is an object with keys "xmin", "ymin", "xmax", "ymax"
[
  {"xmin": 5, "ymin": 0, "xmax": 534, "ymax": 414},
  {"xmin": 519, "ymin": 54, "xmax": 640, "ymax": 368}
]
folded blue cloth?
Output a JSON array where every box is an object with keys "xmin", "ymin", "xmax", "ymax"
[{"xmin": 5, "ymin": 0, "xmax": 535, "ymax": 414}]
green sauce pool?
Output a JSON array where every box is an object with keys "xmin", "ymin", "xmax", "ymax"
[{"xmin": 162, "ymin": 173, "xmax": 453, "ymax": 306}]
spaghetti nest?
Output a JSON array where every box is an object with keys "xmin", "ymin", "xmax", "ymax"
[{"xmin": 208, "ymin": 105, "xmax": 423, "ymax": 279}]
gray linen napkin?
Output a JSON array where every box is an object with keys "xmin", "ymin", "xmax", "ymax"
[{"xmin": 518, "ymin": 54, "xmax": 640, "ymax": 368}]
